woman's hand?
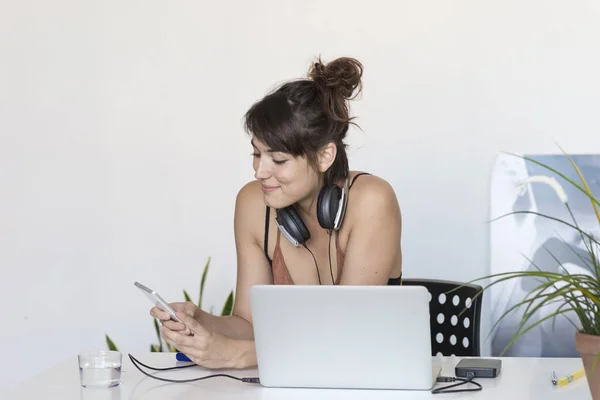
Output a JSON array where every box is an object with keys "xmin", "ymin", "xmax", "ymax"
[
  {"xmin": 160, "ymin": 311, "xmax": 242, "ymax": 369},
  {"xmin": 150, "ymin": 301, "xmax": 197, "ymax": 336}
]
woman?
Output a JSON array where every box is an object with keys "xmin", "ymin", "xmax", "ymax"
[{"xmin": 151, "ymin": 56, "xmax": 403, "ymax": 369}]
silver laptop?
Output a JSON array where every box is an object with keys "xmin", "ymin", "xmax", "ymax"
[{"xmin": 250, "ymin": 284, "xmax": 442, "ymax": 390}]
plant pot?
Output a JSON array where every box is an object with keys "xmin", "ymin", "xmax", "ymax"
[{"xmin": 575, "ymin": 331, "xmax": 600, "ymax": 399}]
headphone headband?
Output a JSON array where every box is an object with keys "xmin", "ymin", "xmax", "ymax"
[{"xmin": 331, "ymin": 176, "xmax": 349, "ymax": 231}]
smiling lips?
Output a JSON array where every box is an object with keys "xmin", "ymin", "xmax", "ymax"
[{"xmin": 262, "ymin": 185, "xmax": 279, "ymax": 193}]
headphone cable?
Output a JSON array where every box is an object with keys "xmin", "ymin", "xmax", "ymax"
[
  {"xmin": 328, "ymin": 229, "xmax": 335, "ymax": 285},
  {"xmin": 127, "ymin": 353, "xmax": 260, "ymax": 384},
  {"xmin": 302, "ymin": 244, "xmax": 322, "ymax": 285},
  {"xmin": 301, "ymin": 231, "xmax": 336, "ymax": 286}
]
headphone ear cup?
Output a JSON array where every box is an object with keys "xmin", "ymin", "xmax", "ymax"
[
  {"xmin": 276, "ymin": 206, "xmax": 311, "ymax": 247},
  {"xmin": 317, "ymin": 185, "xmax": 342, "ymax": 230}
]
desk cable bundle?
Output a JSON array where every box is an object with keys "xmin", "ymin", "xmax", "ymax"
[
  {"xmin": 127, "ymin": 354, "xmax": 261, "ymax": 384},
  {"xmin": 432, "ymin": 373, "xmax": 482, "ymax": 394}
]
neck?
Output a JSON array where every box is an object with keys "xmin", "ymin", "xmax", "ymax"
[
  {"xmin": 295, "ymin": 191, "xmax": 319, "ymax": 220},
  {"xmin": 295, "ymin": 179, "xmax": 324, "ymax": 220}
]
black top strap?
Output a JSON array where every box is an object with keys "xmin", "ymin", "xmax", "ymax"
[
  {"xmin": 387, "ymin": 273, "xmax": 402, "ymax": 285},
  {"xmin": 349, "ymin": 172, "xmax": 371, "ymax": 189},
  {"xmin": 264, "ymin": 206, "xmax": 272, "ymax": 266}
]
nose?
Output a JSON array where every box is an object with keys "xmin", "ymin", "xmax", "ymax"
[{"xmin": 254, "ymin": 158, "xmax": 271, "ymax": 180}]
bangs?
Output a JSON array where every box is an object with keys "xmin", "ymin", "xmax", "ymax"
[{"xmin": 243, "ymin": 91, "xmax": 307, "ymax": 156}]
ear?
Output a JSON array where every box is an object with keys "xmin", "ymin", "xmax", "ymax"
[{"xmin": 316, "ymin": 142, "xmax": 337, "ymax": 172}]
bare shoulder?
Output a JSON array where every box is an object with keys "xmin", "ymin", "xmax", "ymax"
[
  {"xmin": 236, "ymin": 179, "xmax": 263, "ymax": 206},
  {"xmin": 347, "ymin": 172, "xmax": 401, "ymax": 217},
  {"xmin": 234, "ymin": 180, "xmax": 267, "ymax": 243},
  {"xmin": 338, "ymin": 172, "xmax": 402, "ymax": 284}
]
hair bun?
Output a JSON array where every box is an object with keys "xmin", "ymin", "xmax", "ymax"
[{"xmin": 309, "ymin": 56, "xmax": 363, "ymax": 100}]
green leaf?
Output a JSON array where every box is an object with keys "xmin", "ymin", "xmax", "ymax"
[
  {"xmin": 150, "ymin": 344, "xmax": 160, "ymax": 352},
  {"xmin": 560, "ymin": 147, "xmax": 600, "ymax": 225},
  {"xmin": 591, "ymin": 351, "xmax": 600, "ymax": 376},
  {"xmin": 153, "ymin": 318, "xmax": 163, "ymax": 352},
  {"xmin": 199, "ymin": 256, "xmax": 211, "ymax": 309},
  {"xmin": 105, "ymin": 334, "xmax": 118, "ymax": 351},
  {"xmin": 183, "ymin": 290, "xmax": 192, "ymax": 303},
  {"xmin": 221, "ymin": 290, "xmax": 234, "ymax": 316},
  {"xmin": 486, "ymin": 279, "xmax": 563, "ymax": 342}
]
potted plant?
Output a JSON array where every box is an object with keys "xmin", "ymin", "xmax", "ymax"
[{"xmin": 461, "ymin": 149, "xmax": 600, "ymax": 398}]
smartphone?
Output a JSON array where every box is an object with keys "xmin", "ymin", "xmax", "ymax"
[{"xmin": 134, "ymin": 281, "xmax": 183, "ymax": 323}]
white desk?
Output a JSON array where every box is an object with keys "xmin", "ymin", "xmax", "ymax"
[{"xmin": 1, "ymin": 353, "xmax": 591, "ymax": 399}]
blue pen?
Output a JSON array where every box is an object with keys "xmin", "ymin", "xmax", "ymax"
[{"xmin": 176, "ymin": 352, "xmax": 192, "ymax": 362}]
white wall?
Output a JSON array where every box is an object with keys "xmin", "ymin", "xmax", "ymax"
[{"xmin": 2, "ymin": 0, "xmax": 600, "ymax": 390}]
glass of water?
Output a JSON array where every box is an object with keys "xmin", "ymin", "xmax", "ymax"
[{"xmin": 78, "ymin": 350, "xmax": 122, "ymax": 388}]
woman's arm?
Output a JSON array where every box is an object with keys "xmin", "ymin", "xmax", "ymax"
[
  {"xmin": 186, "ymin": 180, "xmax": 274, "ymax": 338},
  {"xmin": 156, "ymin": 181, "xmax": 273, "ymax": 368},
  {"xmin": 339, "ymin": 176, "xmax": 402, "ymax": 285},
  {"xmin": 194, "ymin": 309, "xmax": 255, "ymax": 340}
]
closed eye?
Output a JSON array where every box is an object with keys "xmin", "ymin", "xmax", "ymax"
[{"xmin": 252, "ymin": 152, "xmax": 287, "ymax": 165}]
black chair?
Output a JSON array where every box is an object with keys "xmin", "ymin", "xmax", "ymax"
[{"xmin": 402, "ymin": 278, "xmax": 483, "ymax": 357}]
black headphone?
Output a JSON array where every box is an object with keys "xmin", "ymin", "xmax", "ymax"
[{"xmin": 274, "ymin": 177, "xmax": 349, "ymax": 248}]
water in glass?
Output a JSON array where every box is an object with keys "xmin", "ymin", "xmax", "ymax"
[{"xmin": 79, "ymin": 351, "xmax": 122, "ymax": 388}]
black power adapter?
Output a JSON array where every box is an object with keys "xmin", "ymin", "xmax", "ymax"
[
  {"xmin": 433, "ymin": 358, "xmax": 500, "ymax": 394},
  {"xmin": 455, "ymin": 358, "xmax": 502, "ymax": 378}
]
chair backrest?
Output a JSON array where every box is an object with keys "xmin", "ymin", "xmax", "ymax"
[{"xmin": 401, "ymin": 278, "xmax": 483, "ymax": 357}]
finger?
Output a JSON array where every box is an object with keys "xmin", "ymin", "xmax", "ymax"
[
  {"xmin": 161, "ymin": 320, "xmax": 186, "ymax": 331},
  {"xmin": 176, "ymin": 311, "xmax": 210, "ymax": 336},
  {"xmin": 150, "ymin": 307, "xmax": 171, "ymax": 320},
  {"xmin": 161, "ymin": 331, "xmax": 181, "ymax": 352},
  {"xmin": 161, "ymin": 326, "xmax": 195, "ymax": 349}
]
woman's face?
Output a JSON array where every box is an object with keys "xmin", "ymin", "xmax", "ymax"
[{"xmin": 251, "ymin": 138, "xmax": 320, "ymax": 209}]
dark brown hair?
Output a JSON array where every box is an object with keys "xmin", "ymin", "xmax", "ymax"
[{"xmin": 243, "ymin": 56, "xmax": 364, "ymax": 186}]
